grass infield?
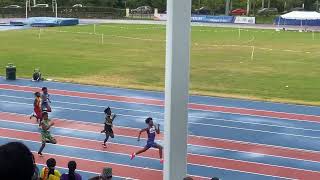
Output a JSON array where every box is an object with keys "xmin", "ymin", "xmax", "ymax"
[{"xmin": 0, "ymin": 24, "xmax": 319, "ymax": 105}]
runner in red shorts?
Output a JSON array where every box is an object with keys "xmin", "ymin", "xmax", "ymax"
[{"xmin": 30, "ymin": 92, "xmax": 42, "ymax": 124}]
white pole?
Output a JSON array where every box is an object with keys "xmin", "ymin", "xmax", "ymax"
[
  {"xmin": 251, "ymin": 46, "xmax": 255, "ymax": 60},
  {"xmin": 225, "ymin": 0, "xmax": 230, "ymax": 15},
  {"xmin": 25, "ymin": 0, "xmax": 28, "ymax": 19},
  {"xmin": 101, "ymin": 34, "xmax": 104, "ymax": 44},
  {"xmin": 312, "ymin": 31, "xmax": 315, "ymax": 40},
  {"xmin": 238, "ymin": 28, "xmax": 241, "ymax": 39},
  {"xmin": 55, "ymin": 1, "xmax": 58, "ymax": 19},
  {"xmin": 246, "ymin": 0, "xmax": 250, "ymax": 16},
  {"xmin": 164, "ymin": 0, "xmax": 191, "ymax": 179}
]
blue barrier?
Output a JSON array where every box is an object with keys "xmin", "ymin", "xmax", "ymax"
[
  {"xmin": 191, "ymin": 15, "xmax": 234, "ymax": 23},
  {"xmin": 10, "ymin": 17, "xmax": 79, "ymax": 27}
]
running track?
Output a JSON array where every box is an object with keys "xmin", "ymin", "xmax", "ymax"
[{"xmin": 1, "ymin": 78, "xmax": 320, "ymax": 179}]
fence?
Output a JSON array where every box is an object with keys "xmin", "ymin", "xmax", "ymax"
[{"xmin": 0, "ymin": 7, "xmax": 126, "ymax": 19}]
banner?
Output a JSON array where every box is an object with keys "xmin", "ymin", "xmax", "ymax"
[
  {"xmin": 191, "ymin": 15, "xmax": 234, "ymax": 23},
  {"xmin": 155, "ymin": 14, "xmax": 255, "ymax": 24},
  {"xmin": 234, "ymin": 16, "xmax": 256, "ymax": 24}
]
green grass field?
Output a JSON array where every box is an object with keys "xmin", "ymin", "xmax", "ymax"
[{"xmin": 0, "ymin": 24, "xmax": 320, "ymax": 105}]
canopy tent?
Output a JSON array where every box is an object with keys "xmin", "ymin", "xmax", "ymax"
[{"xmin": 274, "ymin": 11, "xmax": 320, "ymax": 26}]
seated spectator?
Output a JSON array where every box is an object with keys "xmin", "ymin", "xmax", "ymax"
[
  {"xmin": 32, "ymin": 154, "xmax": 40, "ymax": 180},
  {"xmin": 61, "ymin": 161, "xmax": 82, "ymax": 180},
  {"xmin": 88, "ymin": 167, "xmax": 112, "ymax": 180},
  {"xmin": 0, "ymin": 142, "xmax": 34, "ymax": 180},
  {"xmin": 40, "ymin": 158, "xmax": 61, "ymax": 180}
]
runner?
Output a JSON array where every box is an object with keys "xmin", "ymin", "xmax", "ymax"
[
  {"xmin": 41, "ymin": 87, "xmax": 52, "ymax": 112},
  {"xmin": 38, "ymin": 112, "xmax": 56, "ymax": 156},
  {"xmin": 101, "ymin": 107, "xmax": 117, "ymax": 148},
  {"xmin": 30, "ymin": 92, "xmax": 42, "ymax": 124},
  {"xmin": 130, "ymin": 117, "xmax": 163, "ymax": 163}
]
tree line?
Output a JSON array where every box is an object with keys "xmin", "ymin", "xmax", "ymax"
[{"xmin": 1, "ymin": 0, "xmax": 319, "ymax": 14}]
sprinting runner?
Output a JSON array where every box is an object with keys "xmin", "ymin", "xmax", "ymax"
[
  {"xmin": 130, "ymin": 117, "xmax": 163, "ymax": 163},
  {"xmin": 101, "ymin": 107, "xmax": 117, "ymax": 148},
  {"xmin": 41, "ymin": 87, "xmax": 52, "ymax": 112},
  {"xmin": 30, "ymin": 92, "xmax": 42, "ymax": 123},
  {"xmin": 38, "ymin": 112, "xmax": 56, "ymax": 156}
]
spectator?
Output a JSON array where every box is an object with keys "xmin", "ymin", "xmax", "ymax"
[
  {"xmin": 32, "ymin": 154, "xmax": 40, "ymax": 180},
  {"xmin": 89, "ymin": 167, "xmax": 112, "ymax": 180},
  {"xmin": 61, "ymin": 161, "xmax": 82, "ymax": 180},
  {"xmin": 0, "ymin": 142, "xmax": 34, "ymax": 180},
  {"xmin": 40, "ymin": 158, "xmax": 61, "ymax": 180},
  {"xmin": 211, "ymin": 178, "xmax": 220, "ymax": 180}
]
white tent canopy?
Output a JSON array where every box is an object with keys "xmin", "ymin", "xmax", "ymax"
[{"xmin": 280, "ymin": 11, "xmax": 320, "ymax": 20}]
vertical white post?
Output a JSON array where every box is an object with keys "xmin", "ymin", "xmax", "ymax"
[
  {"xmin": 101, "ymin": 34, "xmax": 104, "ymax": 44},
  {"xmin": 126, "ymin": 8, "xmax": 130, "ymax": 17},
  {"xmin": 164, "ymin": 0, "xmax": 191, "ymax": 179},
  {"xmin": 246, "ymin": 0, "xmax": 250, "ymax": 16},
  {"xmin": 238, "ymin": 28, "xmax": 241, "ymax": 39},
  {"xmin": 154, "ymin": 8, "xmax": 159, "ymax": 17},
  {"xmin": 284, "ymin": 1, "xmax": 287, "ymax": 11},
  {"xmin": 251, "ymin": 46, "xmax": 255, "ymax": 60},
  {"xmin": 55, "ymin": 1, "xmax": 58, "ymax": 19},
  {"xmin": 52, "ymin": 0, "xmax": 54, "ymax": 12},
  {"xmin": 312, "ymin": 31, "xmax": 315, "ymax": 40},
  {"xmin": 25, "ymin": 0, "xmax": 28, "ymax": 19},
  {"xmin": 224, "ymin": 0, "xmax": 230, "ymax": 16},
  {"xmin": 225, "ymin": 0, "xmax": 230, "ymax": 15}
]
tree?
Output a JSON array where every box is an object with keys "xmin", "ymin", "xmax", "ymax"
[{"xmin": 151, "ymin": 0, "xmax": 166, "ymax": 12}]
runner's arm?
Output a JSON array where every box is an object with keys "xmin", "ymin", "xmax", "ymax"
[
  {"xmin": 137, "ymin": 128, "xmax": 147, "ymax": 141},
  {"xmin": 47, "ymin": 94, "xmax": 51, "ymax": 103},
  {"xmin": 111, "ymin": 114, "xmax": 117, "ymax": 121},
  {"xmin": 41, "ymin": 122, "xmax": 54, "ymax": 131}
]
